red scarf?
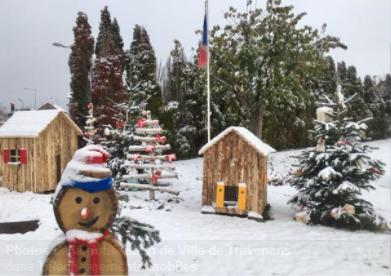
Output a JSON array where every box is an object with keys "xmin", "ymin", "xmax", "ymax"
[{"xmin": 66, "ymin": 230, "xmax": 109, "ymax": 276}]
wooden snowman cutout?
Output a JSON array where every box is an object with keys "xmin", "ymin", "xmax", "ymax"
[{"xmin": 43, "ymin": 145, "xmax": 127, "ymax": 275}]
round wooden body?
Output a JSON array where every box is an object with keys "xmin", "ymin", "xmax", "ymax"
[
  {"xmin": 42, "ymin": 234, "xmax": 128, "ymax": 275},
  {"xmin": 42, "ymin": 187, "xmax": 127, "ymax": 275}
]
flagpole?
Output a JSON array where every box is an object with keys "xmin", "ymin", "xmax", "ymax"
[{"xmin": 206, "ymin": 0, "xmax": 211, "ymax": 142}]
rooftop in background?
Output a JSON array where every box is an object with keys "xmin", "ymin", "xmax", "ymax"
[
  {"xmin": 199, "ymin": 126, "xmax": 276, "ymax": 156},
  {"xmin": 0, "ymin": 110, "xmax": 80, "ymax": 138},
  {"xmin": 38, "ymin": 102, "xmax": 65, "ymax": 112}
]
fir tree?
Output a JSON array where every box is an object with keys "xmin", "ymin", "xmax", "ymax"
[
  {"xmin": 91, "ymin": 11, "xmax": 127, "ymax": 141},
  {"xmin": 315, "ymin": 56, "xmax": 337, "ymax": 101},
  {"xmin": 161, "ymin": 40, "xmax": 198, "ymax": 158},
  {"xmin": 338, "ymin": 64, "xmax": 371, "ymax": 121},
  {"xmin": 126, "ymin": 25, "xmax": 162, "ymax": 118},
  {"xmin": 365, "ymin": 75, "xmax": 391, "ymax": 138},
  {"xmin": 68, "ymin": 12, "xmax": 94, "ymax": 129},
  {"xmin": 95, "ymin": 6, "xmax": 113, "ymax": 57},
  {"xmin": 104, "ymin": 102, "xmax": 133, "ymax": 183},
  {"xmin": 363, "ymin": 75, "xmax": 374, "ymax": 98},
  {"xmin": 111, "ymin": 17, "xmax": 125, "ymax": 64},
  {"xmin": 288, "ymin": 84, "xmax": 386, "ymax": 231}
]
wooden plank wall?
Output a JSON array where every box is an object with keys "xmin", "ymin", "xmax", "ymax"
[
  {"xmin": 0, "ymin": 113, "xmax": 79, "ymax": 193},
  {"xmin": 35, "ymin": 113, "xmax": 78, "ymax": 192},
  {"xmin": 202, "ymin": 132, "xmax": 268, "ymax": 214},
  {"xmin": 0, "ymin": 137, "xmax": 35, "ymax": 192}
]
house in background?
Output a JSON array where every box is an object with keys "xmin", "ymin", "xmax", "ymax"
[
  {"xmin": 38, "ymin": 102, "xmax": 65, "ymax": 112},
  {"xmin": 0, "ymin": 110, "xmax": 81, "ymax": 192},
  {"xmin": 198, "ymin": 126, "xmax": 276, "ymax": 221}
]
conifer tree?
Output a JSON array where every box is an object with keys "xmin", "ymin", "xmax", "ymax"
[
  {"xmin": 68, "ymin": 12, "xmax": 94, "ymax": 129},
  {"xmin": 91, "ymin": 32, "xmax": 127, "ymax": 140},
  {"xmin": 95, "ymin": 6, "xmax": 113, "ymax": 57},
  {"xmin": 363, "ymin": 75, "xmax": 374, "ymax": 98},
  {"xmin": 364, "ymin": 75, "xmax": 390, "ymax": 139},
  {"xmin": 111, "ymin": 17, "xmax": 125, "ymax": 64},
  {"xmin": 126, "ymin": 25, "xmax": 162, "ymax": 118},
  {"xmin": 288, "ymin": 84, "xmax": 386, "ymax": 231},
  {"xmin": 161, "ymin": 40, "xmax": 198, "ymax": 158},
  {"xmin": 338, "ymin": 64, "xmax": 371, "ymax": 121},
  {"xmin": 315, "ymin": 56, "xmax": 337, "ymax": 101}
]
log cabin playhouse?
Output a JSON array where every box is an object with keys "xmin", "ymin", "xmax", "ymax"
[
  {"xmin": 0, "ymin": 110, "xmax": 82, "ymax": 192},
  {"xmin": 199, "ymin": 127, "xmax": 276, "ymax": 221}
]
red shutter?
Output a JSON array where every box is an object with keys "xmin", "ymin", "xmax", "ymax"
[
  {"xmin": 19, "ymin": 148, "xmax": 27, "ymax": 164},
  {"xmin": 2, "ymin": 148, "xmax": 9, "ymax": 163}
]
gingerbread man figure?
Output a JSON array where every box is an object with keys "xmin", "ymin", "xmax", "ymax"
[{"xmin": 43, "ymin": 145, "xmax": 127, "ymax": 275}]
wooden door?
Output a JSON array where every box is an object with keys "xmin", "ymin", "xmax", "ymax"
[{"xmin": 55, "ymin": 154, "xmax": 61, "ymax": 183}]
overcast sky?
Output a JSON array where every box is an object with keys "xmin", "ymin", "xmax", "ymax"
[{"xmin": 0, "ymin": 0, "xmax": 390, "ymax": 110}]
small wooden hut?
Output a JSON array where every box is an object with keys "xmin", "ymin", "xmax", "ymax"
[
  {"xmin": 198, "ymin": 127, "xmax": 276, "ymax": 221},
  {"xmin": 0, "ymin": 110, "xmax": 82, "ymax": 192}
]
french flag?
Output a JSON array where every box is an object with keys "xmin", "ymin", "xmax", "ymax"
[{"xmin": 197, "ymin": 13, "xmax": 208, "ymax": 68}]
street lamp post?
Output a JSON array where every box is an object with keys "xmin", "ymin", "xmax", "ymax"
[
  {"xmin": 52, "ymin": 42, "xmax": 71, "ymax": 49},
  {"xmin": 24, "ymin": 87, "xmax": 37, "ymax": 110},
  {"xmin": 52, "ymin": 41, "xmax": 95, "ymax": 96}
]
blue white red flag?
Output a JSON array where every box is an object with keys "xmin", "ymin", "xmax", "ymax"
[{"xmin": 197, "ymin": 13, "xmax": 208, "ymax": 68}]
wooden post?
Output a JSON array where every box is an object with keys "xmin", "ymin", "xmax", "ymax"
[
  {"xmin": 237, "ymin": 182, "xmax": 246, "ymax": 211},
  {"xmin": 215, "ymin": 181, "xmax": 224, "ymax": 208},
  {"xmin": 149, "ymin": 190, "xmax": 155, "ymax": 200}
]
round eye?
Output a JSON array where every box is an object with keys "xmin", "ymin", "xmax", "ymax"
[
  {"xmin": 93, "ymin": 197, "xmax": 100, "ymax": 204},
  {"xmin": 75, "ymin": 197, "xmax": 82, "ymax": 204}
]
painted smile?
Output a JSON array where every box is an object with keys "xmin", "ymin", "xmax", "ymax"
[{"xmin": 78, "ymin": 216, "xmax": 99, "ymax": 227}]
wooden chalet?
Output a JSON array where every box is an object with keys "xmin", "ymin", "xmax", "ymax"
[
  {"xmin": 0, "ymin": 110, "xmax": 82, "ymax": 192},
  {"xmin": 199, "ymin": 126, "xmax": 276, "ymax": 221}
]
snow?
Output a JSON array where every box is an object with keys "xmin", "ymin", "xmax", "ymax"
[
  {"xmin": 318, "ymin": 166, "xmax": 342, "ymax": 180},
  {"xmin": 333, "ymin": 181, "xmax": 360, "ymax": 194},
  {"xmin": 0, "ymin": 110, "xmax": 61, "ymax": 137},
  {"xmin": 316, "ymin": 106, "xmax": 333, "ymax": 114},
  {"xmin": 198, "ymin": 126, "xmax": 276, "ymax": 156},
  {"xmin": 54, "ymin": 145, "xmax": 111, "ymax": 199},
  {"xmin": 247, "ymin": 211, "xmax": 264, "ymax": 221},
  {"xmin": 38, "ymin": 102, "xmax": 65, "ymax": 112},
  {"xmin": 0, "ymin": 139, "xmax": 390, "ymax": 275},
  {"xmin": 66, "ymin": 229, "xmax": 104, "ymax": 242}
]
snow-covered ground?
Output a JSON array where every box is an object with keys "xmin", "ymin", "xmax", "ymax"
[{"xmin": 0, "ymin": 139, "xmax": 390, "ymax": 275}]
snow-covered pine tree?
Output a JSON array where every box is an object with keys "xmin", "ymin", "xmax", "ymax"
[
  {"xmin": 68, "ymin": 12, "xmax": 94, "ymax": 129},
  {"xmin": 160, "ymin": 40, "xmax": 198, "ymax": 158},
  {"xmin": 288, "ymin": 83, "xmax": 387, "ymax": 231},
  {"xmin": 103, "ymin": 101, "xmax": 134, "ymax": 184},
  {"xmin": 120, "ymin": 110, "xmax": 178, "ymax": 200},
  {"xmin": 363, "ymin": 74, "xmax": 390, "ymax": 139},
  {"xmin": 111, "ymin": 17, "xmax": 125, "ymax": 65},
  {"xmin": 91, "ymin": 40, "xmax": 127, "ymax": 140},
  {"xmin": 337, "ymin": 62, "xmax": 372, "ymax": 122},
  {"xmin": 95, "ymin": 6, "xmax": 112, "ymax": 57},
  {"xmin": 126, "ymin": 25, "xmax": 162, "ymax": 118},
  {"xmin": 91, "ymin": 8, "xmax": 128, "ymax": 141}
]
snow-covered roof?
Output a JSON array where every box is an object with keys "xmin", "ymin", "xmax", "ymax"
[
  {"xmin": 0, "ymin": 110, "xmax": 81, "ymax": 138},
  {"xmin": 38, "ymin": 102, "xmax": 65, "ymax": 112},
  {"xmin": 198, "ymin": 126, "xmax": 276, "ymax": 156}
]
